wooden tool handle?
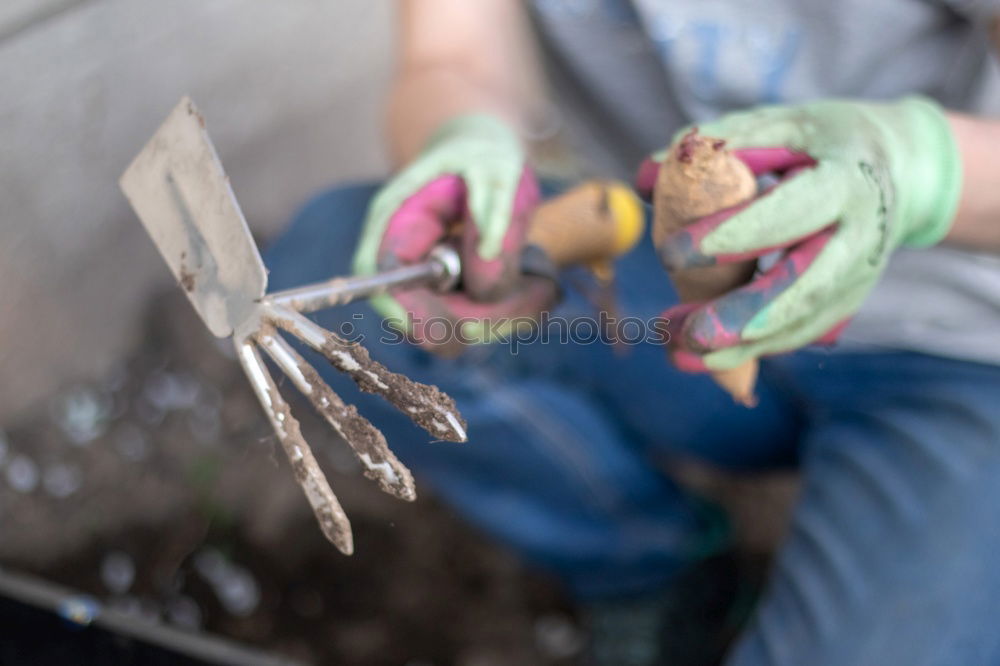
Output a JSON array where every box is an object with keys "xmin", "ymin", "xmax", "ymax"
[{"xmin": 526, "ymin": 180, "xmax": 644, "ymax": 271}]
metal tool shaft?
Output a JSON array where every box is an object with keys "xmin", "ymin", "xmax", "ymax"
[{"xmin": 266, "ymin": 246, "xmax": 461, "ymax": 315}]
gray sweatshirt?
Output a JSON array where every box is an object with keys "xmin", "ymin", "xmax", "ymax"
[{"xmin": 530, "ymin": 0, "xmax": 1000, "ymax": 364}]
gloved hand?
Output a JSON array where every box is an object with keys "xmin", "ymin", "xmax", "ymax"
[
  {"xmin": 353, "ymin": 114, "xmax": 555, "ymax": 354},
  {"xmin": 637, "ymin": 97, "xmax": 962, "ymax": 371}
]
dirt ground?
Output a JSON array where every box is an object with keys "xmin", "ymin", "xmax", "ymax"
[{"xmin": 0, "ymin": 291, "xmax": 580, "ymax": 666}]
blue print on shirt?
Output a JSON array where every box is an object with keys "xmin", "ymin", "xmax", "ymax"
[
  {"xmin": 691, "ymin": 21, "xmax": 722, "ymax": 102},
  {"xmin": 532, "ymin": 1, "xmax": 803, "ymax": 106},
  {"xmin": 534, "ymin": 0, "xmax": 640, "ymax": 25},
  {"xmin": 635, "ymin": 4, "xmax": 802, "ymax": 107},
  {"xmin": 760, "ymin": 28, "xmax": 801, "ymax": 103}
]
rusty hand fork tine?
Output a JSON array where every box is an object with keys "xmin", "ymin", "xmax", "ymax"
[
  {"xmin": 262, "ymin": 304, "xmax": 468, "ymax": 444},
  {"xmin": 235, "ymin": 339, "xmax": 354, "ymax": 554},
  {"xmin": 255, "ymin": 328, "xmax": 416, "ymax": 501}
]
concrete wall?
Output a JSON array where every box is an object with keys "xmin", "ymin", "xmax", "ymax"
[{"xmin": 0, "ymin": 0, "xmax": 393, "ymax": 422}]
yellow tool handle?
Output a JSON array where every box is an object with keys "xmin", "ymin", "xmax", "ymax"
[{"xmin": 526, "ymin": 180, "xmax": 645, "ymax": 271}]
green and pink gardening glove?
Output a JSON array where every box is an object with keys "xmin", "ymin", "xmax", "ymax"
[
  {"xmin": 636, "ymin": 97, "xmax": 963, "ymax": 372},
  {"xmin": 353, "ymin": 114, "xmax": 555, "ymax": 354}
]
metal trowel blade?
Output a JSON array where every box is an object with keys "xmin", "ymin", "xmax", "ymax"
[{"xmin": 119, "ymin": 96, "xmax": 267, "ymax": 338}]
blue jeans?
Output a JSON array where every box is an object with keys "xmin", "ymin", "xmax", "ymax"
[{"xmin": 265, "ymin": 184, "xmax": 1000, "ymax": 666}]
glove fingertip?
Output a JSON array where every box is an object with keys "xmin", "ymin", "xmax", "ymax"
[
  {"xmin": 683, "ymin": 305, "xmax": 744, "ymax": 353},
  {"xmin": 731, "ymin": 147, "xmax": 816, "ymax": 175},
  {"xmin": 671, "ymin": 347, "xmax": 710, "ymax": 373},
  {"xmin": 635, "ymin": 157, "xmax": 662, "ymax": 201}
]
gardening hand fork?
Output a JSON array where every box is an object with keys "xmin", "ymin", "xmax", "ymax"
[{"xmin": 120, "ymin": 97, "xmax": 643, "ymax": 554}]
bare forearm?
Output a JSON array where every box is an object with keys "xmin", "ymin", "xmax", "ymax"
[
  {"xmin": 943, "ymin": 112, "xmax": 1000, "ymax": 252},
  {"xmin": 387, "ymin": 68, "xmax": 521, "ymax": 164},
  {"xmin": 387, "ymin": 0, "xmax": 542, "ymax": 165}
]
